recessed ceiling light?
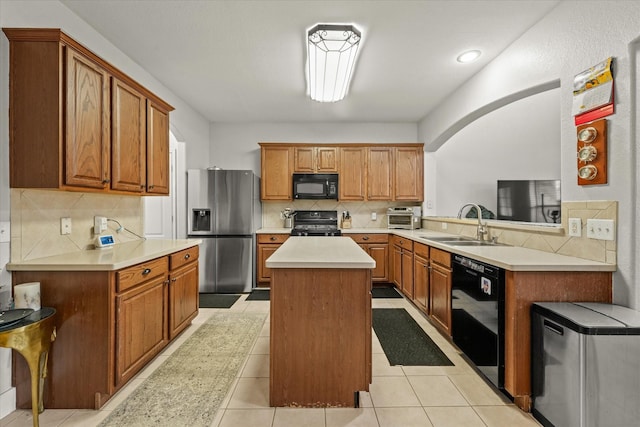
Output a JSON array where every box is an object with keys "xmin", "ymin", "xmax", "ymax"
[{"xmin": 457, "ymin": 50, "xmax": 481, "ymax": 63}]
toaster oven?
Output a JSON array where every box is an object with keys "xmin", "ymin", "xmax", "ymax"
[{"xmin": 387, "ymin": 207, "xmax": 422, "ymax": 229}]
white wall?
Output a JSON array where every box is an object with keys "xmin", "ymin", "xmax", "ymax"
[
  {"xmin": 432, "ymin": 87, "xmax": 560, "ymax": 217},
  {"xmin": 210, "ymin": 122, "xmax": 418, "ymax": 174},
  {"xmin": 418, "ymin": 1, "xmax": 640, "ymax": 309}
]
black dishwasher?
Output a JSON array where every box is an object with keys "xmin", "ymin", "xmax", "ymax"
[{"xmin": 451, "ymin": 254, "xmax": 505, "ymax": 390}]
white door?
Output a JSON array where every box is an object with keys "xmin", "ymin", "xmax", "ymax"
[{"xmin": 144, "ymin": 132, "xmax": 186, "ymax": 239}]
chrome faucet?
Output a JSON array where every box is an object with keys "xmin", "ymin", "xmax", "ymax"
[{"xmin": 457, "ymin": 203, "xmax": 488, "ymax": 241}]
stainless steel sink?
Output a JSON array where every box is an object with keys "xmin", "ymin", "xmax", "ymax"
[
  {"xmin": 419, "ymin": 236, "xmax": 474, "ymax": 242},
  {"xmin": 449, "ymin": 241, "xmax": 508, "ymax": 247}
]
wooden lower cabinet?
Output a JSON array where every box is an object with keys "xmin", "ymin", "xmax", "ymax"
[
  {"xmin": 257, "ymin": 234, "xmax": 289, "ymax": 286},
  {"xmin": 392, "ymin": 236, "xmax": 414, "ymax": 298},
  {"xmin": 413, "ymin": 243, "xmax": 429, "ymax": 311},
  {"xmin": 115, "ymin": 275, "xmax": 168, "ymax": 387},
  {"xmin": 11, "ymin": 246, "xmax": 199, "ymax": 409},
  {"xmin": 349, "ymin": 234, "xmax": 389, "ymax": 282},
  {"xmin": 428, "ymin": 248, "xmax": 452, "ymax": 335}
]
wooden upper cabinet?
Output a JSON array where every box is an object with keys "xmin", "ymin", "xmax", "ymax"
[
  {"xmin": 338, "ymin": 147, "xmax": 366, "ymax": 201},
  {"xmin": 3, "ymin": 28, "xmax": 173, "ymax": 195},
  {"xmin": 395, "ymin": 146, "xmax": 424, "ymax": 202},
  {"xmin": 146, "ymin": 101, "xmax": 170, "ymax": 195},
  {"xmin": 261, "ymin": 145, "xmax": 293, "ymax": 200},
  {"xmin": 111, "ymin": 78, "xmax": 145, "ymax": 193},
  {"xmin": 260, "ymin": 142, "xmax": 423, "ymax": 202},
  {"xmin": 294, "ymin": 146, "xmax": 337, "ymax": 172},
  {"xmin": 65, "ymin": 47, "xmax": 111, "ymax": 189},
  {"xmin": 367, "ymin": 147, "xmax": 394, "ymax": 200}
]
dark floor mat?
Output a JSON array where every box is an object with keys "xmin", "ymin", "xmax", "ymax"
[
  {"xmin": 373, "ymin": 308, "xmax": 453, "ymax": 366},
  {"xmin": 372, "ymin": 286, "xmax": 403, "ymax": 299},
  {"xmin": 199, "ymin": 293, "xmax": 241, "ymax": 308},
  {"xmin": 245, "ymin": 289, "xmax": 270, "ymax": 301}
]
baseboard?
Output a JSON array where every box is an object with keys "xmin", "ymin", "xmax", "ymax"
[{"xmin": 0, "ymin": 386, "xmax": 16, "ymax": 419}]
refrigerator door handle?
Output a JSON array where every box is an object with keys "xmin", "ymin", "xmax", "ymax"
[{"xmin": 543, "ymin": 319, "xmax": 564, "ymax": 336}]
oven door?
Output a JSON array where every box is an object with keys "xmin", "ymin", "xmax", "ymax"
[{"xmin": 451, "ymin": 256, "xmax": 504, "ymax": 389}]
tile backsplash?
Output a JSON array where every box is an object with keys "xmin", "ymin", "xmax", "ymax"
[
  {"xmin": 423, "ymin": 200, "xmax": 617, "ymax": 264},
  {"xmin": 10, "ymin": 189, "xmax": 144, "ymax": 262},
  {"xmin": 262, "ymin": 200, "xmax": 415, "ymax": 229}
]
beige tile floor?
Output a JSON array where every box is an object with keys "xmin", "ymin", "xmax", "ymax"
[{"xmin": 0, "ymin": 294, "xmax": 542, "ymax": 427}]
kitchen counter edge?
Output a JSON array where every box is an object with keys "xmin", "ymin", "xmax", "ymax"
[
  {"xmin": 6, "ymin": 239, "xmax": 203, "ymax": 272},
  {"xmin": 257, "ymin": 228, "xmax": 616, "ymax": 272}
]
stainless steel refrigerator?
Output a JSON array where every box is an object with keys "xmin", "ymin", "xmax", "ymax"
[{"xmin": 187, "ymin": 169, "xmax": 261, "ymax": 293}]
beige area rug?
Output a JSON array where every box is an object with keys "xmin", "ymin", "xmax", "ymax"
[{"xmin": 99, "ymin": 311, "xmax": 267, "ymax": 427}]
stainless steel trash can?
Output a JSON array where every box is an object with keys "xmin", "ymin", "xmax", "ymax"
[{"xmin": 532, "ymin": 302, "xmax": 640, "ymax": 427}]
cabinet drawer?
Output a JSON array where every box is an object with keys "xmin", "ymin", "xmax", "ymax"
[
  {"xmin": 430, "ymin": 247, "xmax": 451, "ymax": 268},
  {"xmin": 170, "ymin": 246, "xmax": 199, "ymax": 270},
  {"xmin": 348, "ymin": 233, "xmax": 389, "ymax": 244},
  {"xmin": 392, "ymin": 236, "xmax": 414, "ymax": 252},
  {"xmin": 413, "ymin": 242, "xmax": 429, "ymax": 258},
  {"xmin": 258, "ymin": 234, "xmax": 289, "ymax": 244},
  {"xmin": 117, "ymin": 257, "xmax": 168, "ymax": 293}
]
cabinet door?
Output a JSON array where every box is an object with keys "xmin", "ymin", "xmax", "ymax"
[
  {"xmin": 316, "ymin": 147, "xmax": 338, "ymax": 172},
  {"xmin": 115, "ymin": 275, "xmax": 168, "ymax": 386},
  {"xmin": 258, "ymin": 244, "xmax": 279, "ymax": 285},
  {"xmin": 430, "ymin": 263, "xmax": 452, "ymax": 335},
  {"xmin": 65, "ymin": 47, "xmax": 110, "ymax": 189},
  {"xmin": 339, "ymin": 147, "xmax": 366, "ymax": 201},
  {"xmin": 169, "ymin": 262, "xmax": 199, "ymax": 339},
  {"xmin": 294, "ymin": 147, "xmax": 315, "ymax": 172},
  {"xmin": 394, "ymin": 146, "xmax": 424, "ymax": 201},
  {"xmin": 368, "ymin": 244, "xmax": 389, "ymax": 282},
  {"xmin": 392, "ymin": 245, "xmax": 403, "ymax": 289},
  {"xmin": 367, "ymin": 147, "xmax": 393, "ymax": 200},
  {"xmin": 146, "ymin": 100, "xmax": 170, "ymax": 194},
  {"xmin": 111, "ymin": 78, "xmax": 146, "ymax": 193},
  {"xmin": 261, "ymin": 146, "xmax": 293, "ymax": 200},
  {"xmin": 413, "ymin": 254, "xmax": 429, "ymax": 312},
  {"xmin": 401, "ymin": 250, "xmax": 414, "ymax": 298}
]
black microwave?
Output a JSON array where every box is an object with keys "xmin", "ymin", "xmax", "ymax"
[{"xmin": 293, "ymin": 173, "xmax": 338, "ymax": 199}]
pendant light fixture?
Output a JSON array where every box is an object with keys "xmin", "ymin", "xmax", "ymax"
[{"xmin": 307, "ymin": 24, "xmax": 362, "ymax": 103}]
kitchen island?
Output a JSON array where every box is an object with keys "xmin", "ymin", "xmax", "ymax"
[{"xmin": 266, "ymin": 236, "xmax": 375, "ymax": 407}]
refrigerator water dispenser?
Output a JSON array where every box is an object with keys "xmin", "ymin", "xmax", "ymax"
[{"xmin": 191, "ymin": 209, "xmax": 211, "ymax": 233}]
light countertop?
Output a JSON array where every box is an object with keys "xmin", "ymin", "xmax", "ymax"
[
  {"xmin": 266, "ymin": 236, "xmax": 375, "ymax": 269},
  {"xmin": 7, "ymin": 239, "xmax": 202, "ymax": 272},
  {"xmin": 257, "ymin": 228, "xmax": 615, "ymax": 272}
]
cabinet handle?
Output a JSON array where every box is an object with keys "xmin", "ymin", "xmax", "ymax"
[
  {"xmin": 142, "ymin": 268, "xmax": 151, "ymax": 275},
  {"xmin": 102, "ymin": 179, "xmax": 110, "ymax": 184},
  {"xmin": 172, "ymin": 278, "xmax": 177, "ymax": 283},
  {"xmin": 270, "ymin": 236, "xmax": 277, "ymax": 241},
  {"xmin": 184, "ymin": 253, "xmax": 191, "ymax": 260},
  {"xmin": 149, "ymin": 185, "xmax": 154, "ymax": 190},
  {"xmin": 362, "ymin": 236, "xmax": 369, "ymax": 241}
]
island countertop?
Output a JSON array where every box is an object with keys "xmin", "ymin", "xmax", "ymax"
[
  {"xmin": 6, "ymin": 239, "xmax": 202, "ymax": 272},
  {"xmin": 266, "ymin": 236, "xmax": 375, "ymax": 269}
]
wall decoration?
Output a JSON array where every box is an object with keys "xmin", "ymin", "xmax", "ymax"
[
  {"xmin": 576, "ymin": 119, "xmax": 607, "ymax": 186},
  {"xmin": 572, "ymin": 57, "xmax": 614, "ymax": 125}
]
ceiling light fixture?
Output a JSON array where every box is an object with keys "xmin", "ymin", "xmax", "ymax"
[
  {"xmin": 456, "ymin": 50, "xmax": 481, "ymax": 63},
  {"xmin": 307, "ymin": 24, "xmax": 362, "ymax": 103}
]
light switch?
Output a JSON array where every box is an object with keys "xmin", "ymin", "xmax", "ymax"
[
  {"xmin": 586, "ymin": 219, "xmax": 615, "ymax": 241},
  {"xmin": 371, "ymin": 212, "xmax": 377, "ymax": 221}
]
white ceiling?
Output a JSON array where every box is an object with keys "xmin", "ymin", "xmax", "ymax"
[{"xmin": 61, "ymin": 0, "xmax": 559, "ymax": 123}]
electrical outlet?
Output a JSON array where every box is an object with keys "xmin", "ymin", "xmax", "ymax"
[
  {"xmin": 60, "ymin": 217, "xmax": 72, "ymax": 235},
  {"xmin": 441, "ymin": 222, "xmax": 448, "ymax": 230},
  {"xmin": 568, "ymin": 218, "xmax": 582, "ymax": 237},
  {"xmin": 94, "ymin": 216, "xmax": 107, "ymax": 235},
  {"xmin": 371, "ymin": 212, "xmax": 377, "ymax": 221},
  {"xmin": 586, "ymin": 219, "xmax": 615, "ymax": 241}
]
